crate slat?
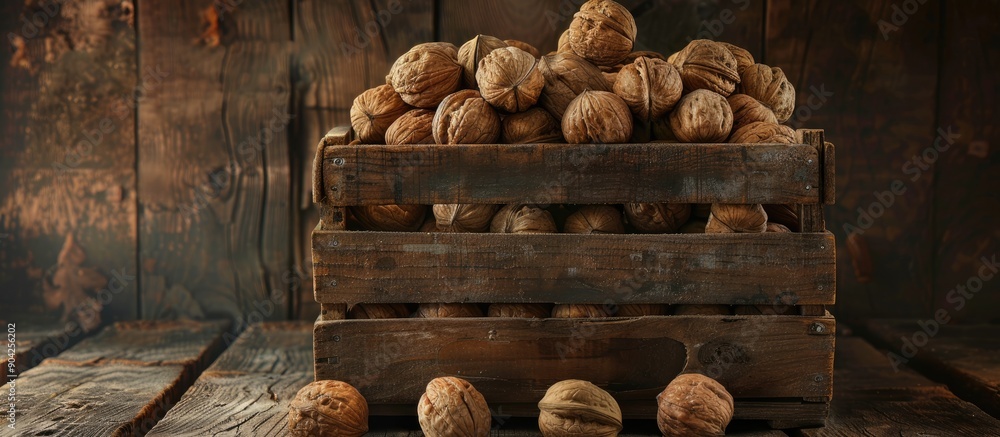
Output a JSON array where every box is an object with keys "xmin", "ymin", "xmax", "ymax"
[
  {"xmin": 320, "ymin": 142, "xmax": 821, "ymax": 206},
  {"xmin": 313, "ymin": 231, "xmax": 836, "ymax": 305}
]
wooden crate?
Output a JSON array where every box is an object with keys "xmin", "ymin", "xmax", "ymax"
[{"xmin": 311, "ymin": 126, "xmax": 836, "ymax": 428}]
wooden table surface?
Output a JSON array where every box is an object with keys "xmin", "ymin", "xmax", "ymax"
[{"xmin": 8, "ymin": 320, "xmax": 1000, "ymax": 436}]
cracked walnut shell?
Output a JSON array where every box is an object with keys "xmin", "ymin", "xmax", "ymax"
[
  {"xmin": 568, "ymin": 0, "xmax": 637, "ymax": 66},
  {"xmin": 538, "ymin": 52, "xmax": 610, "ymax": 119},
  {"xmin": 538, "ymin": 379, "xmax": 622, "ymax": 437},
  {"xmin": 720, "ymin": 42, "xmax": 755, "ymax": 75},
  {"xmin": 385, "ymin": 109, "xmax": 435, "ymax": 145},
  {"xmin": 613, "ymin": 56, "xmax": 683, "ymax": 122},
  {"xmin": 288, "ymin": 380, "xmax": 368, "ymax": 437},
  {"xmin": 669, "ymin": 39, "xmax": 740, "ymax": 96},
  {"xmin": 669, "ymin": 89, "xmax": 733, "ymax": 143},
  {"xmin": 656, "ymin": 373, "xmax": 734, "ymax": 437},
  {"xmin": 387, "ymin": 43, "xmax": 463, "ymax": 108},
  {"xmin": 562, "ymin": 90, "xmax": 633, "ymax": 144},
  {"xmin": 432, "ymin": 90, "xmax": 501, "ymax": 144},
  {"xmin": 477, "ymin": 46, "xmax": 545, "ymax": 113},
  {"xmin": 739, "ymin": 63, "xmax": 795, "ymax": 122},
  {"xmin": 458, "ymin": 34, "xmax": 508, "ymax": 88},
  {"xmin": 350, "ymin": 84, "xmax": 412, "ymax": 144},
  {"xmin": 418, "ymin": 377, "xmax": 492, "ymax": 437}
]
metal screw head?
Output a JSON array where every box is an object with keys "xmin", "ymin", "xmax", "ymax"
[
  {"xmin": 333, "ymin": 157, "xmax": 345, "ymax": 166},
  {"xmin": 810, "ymin": 323, "xmax": 826, "ymax": 334},
  {"xmin": 331, "ymin": 240, "xmax": 340, "ymax": 247},
  {"xmin": 805, "ymin": 184, "xmax": 813, "ymax": 190},
  {"xmin": 814, "ymin": 374, "xmax": 824, "ymax": 382},
  {"xmin": 808, "ymin": 159, "xmax": 814, "ymax": 164},
  {"xmin": 333, "ymin": 335, "xmax": 341, "ymax": 342}
]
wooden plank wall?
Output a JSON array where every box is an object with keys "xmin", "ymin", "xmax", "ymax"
[{"xmin": 0, "ymin": 0, "xmax": 998, "ymax": 324}]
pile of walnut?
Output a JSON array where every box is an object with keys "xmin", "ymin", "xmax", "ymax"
[
  {"xmin": 290, "ymin": 374, "xmax": 734, "ymax": 436},
  {"xmin": 348, "ymin": 0, "xmax": 800, "ymax": 318}
]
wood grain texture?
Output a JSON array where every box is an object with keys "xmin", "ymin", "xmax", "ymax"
[
  {"xmin": 865, "ymin": 320, "xmax": 1000, "ymax": 418},
  {"xmin": 315, "ymin": 315, "xmax": 834, "ymax": 421},
  {"xmin": 766, "ymin": 0, "xmax": 941, "ymax": 323},
  {"xmin": 798, "ymin": 336, "xmax": 1000, "ymax": 436},
  {"xmin": 11, "ymin": 321, "xmax": 228, "ymax": 436},
  {"xmin": 138, "ymin": 0, "xmax": 292, "ymax": 322},
  {"xmin": 321, "ymin": 142, "xmax": 821, "ymax": 205},
  {"xmin": 313, "ymin": 231, "xmax": 835, "ymax": 305},
  {"xmin": 147, "ymin": 322, "xmax": 313, "ymax": 437},
  {"xmin": 931, "ymin": 1, "xmax": 1000, "ymax": 323},
  {"xmin": 11, "ymin": 317, "xmax": 92, "ymax": 373}
]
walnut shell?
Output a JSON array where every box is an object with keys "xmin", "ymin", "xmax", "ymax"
[
  {"xmin": 562, "ymin": 90, "xmax": 633, "ymax": 144},
  {"xmin": 729, "ymin": 122, "xmax": 796, "ymax": 144},
  {"xmin": 678, "ymin": 219, "xmax": 707, "ymax": 234},
  {"xmin": 350, "ymin": 84, "xmax": 412, "ymax": 144},
  {"xmin": 673, "ymin": 305, "xmax": 731, "ymax": 315},
  {"xmin": 501, "ymin": 107, "xmax": 563, "ymax": 144},
  {"xmin": 432, "ymin": 90, "xmax": 501, "ymax": 144},
  {"xmin": 563, "ymin": 205, "xmax": 625, "ymax": 234},
  {"xmin": 739, "ymin": 63, "xmax": 795, "ymax": 122},
  {"xmin": 434, "ymin": 204, "xmax": 500, "ymax": 233},
  {"xmin": 458, "ymin": 34, "xmax": 508, "ymax": 88},
  {"xmin": 568, "ymin": 0, "xmax": 637, "ymax": 66},
  {"xmin": 762, "ymin": 204, "xmax": 800, "ymax": 232},
  {"xmin": 538, "ymin": 52, "xmax": 610, "ymax": 119},
  {"xmin": 669, "ymin": 39, "xmax": 740, "ymax": 96},
  {"xmin": 538, "ymin": 379, "xmax": 622, "ymax": 436},
  {"xmin": 387, "ymin": 44, "xmax": 463, "ymax": 108},
  {"xmin": 766, "ymin": 222, "xmax": 792, "ymax": 233},
  {"xmin": 288, "ymin": 380, "xmax": 368, "ymax": 437},
  {"xmin": 477, "ymin": 46, "xmax": 545, "ymax": 113},
  {"xmin": 351, "ymin": 205, "xmax": 428, "ymax": 231},
  {"xmin": 705, "ymin": 204, "xmax": 768, "ymax": 233},
  {"xmin": 505, "ymin": 39, "xmax": 541, "ymax": 58},
  {"xmin": 656, "ymin": 373, "xmax": 734, "ymax": 437},
  {"xmin": 418, "ymin": 377, "xmax": 491, "ymax": 437},
  {"xmin": 491, "ymin": 204, "xmax": 558, "ymax": 234},
  {"xmin": 624, "ymin": 203, "xmax": 691, "ymax": 233},
  {"xmin": 613, "ymin": 56, "xmax": 683, "ymax": 122},
  {"xmin": 552, "ymin": 304, "xmax": 611, "ymax": 318},
  {"xmin": 669, "ymin": 89, "xmax": 733, "ymax": 143},
  {"xmin": 414, "ymin": 303, "xmax": 484, "ymax": 318},
  {"xmin": 623, "ymin": 50, "xmax": 667, "ymax": 63},
  {"xmin": 385, "ymin": 109, "xmax": 435, "ymax": 145},
  {"xmin": 348, "ymin": 304, "xmax": 411, "ymax": 319},
  {"xmin": 727, "ymin": 94, "xmax": 778, "ymax": 132},
  {"xmin": 488, "ymin": 303, "xmax": 553, "ymax": 318},
  {"xmin": 719, "ymin": 42, "xmax": 755, "ymax": 75},
  {"xmin": 615, "ymin": 304, "xmax": 668, "ymax": 316},
  {"xmin": 558, "ymin": 29, "xmax": 573, "ymax": 53}
]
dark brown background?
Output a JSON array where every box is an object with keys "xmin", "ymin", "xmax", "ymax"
[{"xmin": 1, "ymin": 0, "xmax": 997, "ymax": 328}]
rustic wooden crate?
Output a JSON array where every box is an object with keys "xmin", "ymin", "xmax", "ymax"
[{"xmin": 310, "ymin": 126, "xmax": 836, "ymax": 428}]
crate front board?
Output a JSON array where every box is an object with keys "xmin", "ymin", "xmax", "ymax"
[{"xmin": 311, "ymin": 126, "xmax": 836, "ymax": 427}]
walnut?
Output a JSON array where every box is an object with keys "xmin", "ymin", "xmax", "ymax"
[
  {"xmin": 458, "ymin": 35, "xmax": 508, "ymax": 88},
  {"xmin": 739, "ymin": 63, "xmax": 795, "ymax": 122},
  {"xmin": 632, "ymin": 117, "xmax": 677, "ymax": 143},
  {"xmin": 538, "ymin": 379, "xmax": 622, "ymax": 436},
  {"xmin": 727, "ymin": 94, "xmax": 777, "ymax": 132},
  {"xmin": 414, "ymin": 303, "xmax": 484, "ymax": 318},
  {"xmin": 705, "ymin": 204, "xmax": 768, "ymax": 233},
  {"xmin": 350, "ymin": 84, "xmax": 412, "ymax": 144},
  {"xmin": 418, "ymin": 377, "xmax": 492, "ymax": 437},
  {"xmin": 669, "ymin": 89, "xmax": 733, "ymax": 143},
  {"xmin": 562, "ymin": 90, "xmax": 633, "ymax": 144},
  {"xmin": 766, "ymin": 222, "xmax": 792, "ymax": 233},
  {"xmin": 348, "ymin": 304, "xmax": 411, "ymax": 319},
  {"xmin": 624, "ymin": 203, "xmax": 691, "ymax": 233},
  {"xmin": 678, "ymin": 219, "xmax": 706, "ymax": 234},
  {"xmin": 734, "ymin": 303, "xmax": 796, "ymax": 315},
  {"xmin": 762, "ymin": 204, "xmax": 800, "ymax": 232},
  {"xmin": 729, "ymin": 122, "xmax": 796, "ymax": 144},
  {"xmin": 558, "ymin": 29, "xmax": 573, "ymax": 53},
  {"xmin": 491, "ymin": 204, "xmax": 558, "ymax": 234},
  {"xmin": 568, "ymin": 0, "xmax": 637, "ymax": 66},
  {"xmin": 563, "ymin": 205, "xmax": 625, "ymax": 234},
  {"xmin": 673, "ymin": 305, "xmax": 731, "ymax": 315},
  {"xmin": 385, "ymin": 109, "xmax": 435, "ymax": 145},
  {"xmin": 501, "ymin": 107, "xmax": 563, "ymax": 144},
  {"xmin": 288, "ymin": 380, "xmax": 368, "ymax": 437},
  {"xmin": 432, "ymin": 90, "xmax": 501, "ymax": 144},
  {"xmin": 505, "ymin": 39, "xmax": 541, "ymax": 58},
  {"xmin": 477, "ymin": 46, "xmax": 545, "ymax": 113},
  {"xmin": 656, "ymin": 373, "xmax": 734, "ymax": 437},
  {"xmin": 623, "ymin": 50, "xmax": 667, "ymax": 63},
  {"xmin": 351, "ymin": 205, "xmax": 427, "ymax": 231},
  {"xmin": 720, "ymin": 42, "xmax": 755, "ymax": 75},
  {"xmin": 489, "ymin": 303, "xmax": 552, "ymax": 318},
  {"xmin": 434, "ymin": 204, "xmax": 500, "ymax": 233},
  {"xmin": 538, "ymin": 52, "xmax": 610, "ymax": 119},
  {"xmin": 387, "ymin": 43, "xmax": 463, "ymax": 108},
  {"xmin": 614, "ymin": 304, "xmax": 668, "ymax": 316},
  {"xmin": 613, "ymin": 56, "xmax": 683, "ymax": 122},
  {"xmin": 552, "ymin": 304, "xmax": 611, "ymax": 318},
  {"xmin": 669, "ymin": 39, "xmax": 740, "ymax": 96}
]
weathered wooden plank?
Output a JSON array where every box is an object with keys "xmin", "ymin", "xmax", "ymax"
[
  {"xmin": 313, "ymin": 231, "xmax": 835, "ymax": 305},
  {"xmin": 10, "ymin": 317, "xmax": 92, "ymax": 373},
  {"xmin": 366, "ymin": 418, "xmax": 788, "ymax": 436},
  {"xmin": 321, "ymin": 142, "xmax": 821, "ymax": 205},
  {"xmin": 138, "ymin": 0, "xmax": 292, "ymax": 321},
  {"xmin": 11, "ymin": 321, "xmax": 228, "ymax": 436},
  {"xmin": 798, "ymin": 337, "xmax": 1000, "ymax": 436},
  {"xmin": 766, "ymin": 0, "xmax": 940, "ymax": 320},
  {"xmin": 931, "ymin": 1, "xmax": 1000, "ymax": 323},
  {"xmin": 315, "ymin": 315, "xmax": 835, "ymax": 420},
  {"xmin": 147, "ymin": 323, "xmax": 313, "ymax": 437},
  {"xmin": 866, "ymin": 320, "xmax": 1000, "ymax": 418}
]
